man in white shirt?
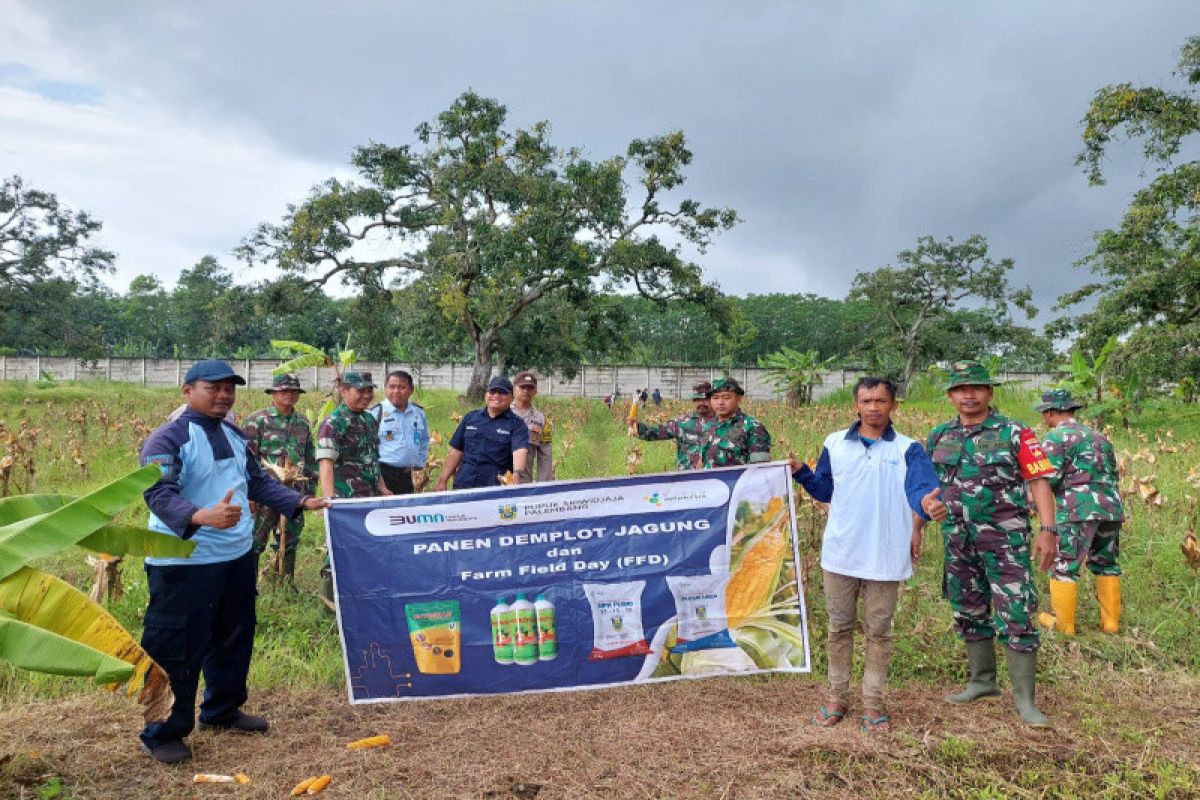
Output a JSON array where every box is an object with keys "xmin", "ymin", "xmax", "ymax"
[{"xmin": 790, "ymin": 376, "xmax": 943, "ymax": 732}]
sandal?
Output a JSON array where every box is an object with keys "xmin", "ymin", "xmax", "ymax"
[
  {"xmin": 860, "ymin": 712, "xmax": 891, "ymax": 733},
  {"xmin": 810, "ymin": 704, "xmax": 847, "ymax": 728}
]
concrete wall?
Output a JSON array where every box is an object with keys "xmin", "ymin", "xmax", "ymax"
[{"xmin": 0, "ymin": 356, "xmax": 1055, "ymax": 402}]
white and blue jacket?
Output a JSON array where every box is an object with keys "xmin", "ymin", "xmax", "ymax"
[
  {"xmin": 140, "ymin": 409, "xmax": 303, "ymax": 566},
  {"xmin": 794, "ymin": 421, "xmax": 938, "ymax": 581}
]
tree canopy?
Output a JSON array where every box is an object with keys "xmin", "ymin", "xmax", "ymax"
[
  {"xmin": 1057, "ymin": 36, "xmax": 1200, "ymax": 386},
  {"xmin": 240, "ymin": 90, "xmax": 737, "ymax": 398}
]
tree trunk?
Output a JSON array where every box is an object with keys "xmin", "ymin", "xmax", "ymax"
[{"xmin": 465, "ymin": 343, "xmax": 494, "ymax": 403}]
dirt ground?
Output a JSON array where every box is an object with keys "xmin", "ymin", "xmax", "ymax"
[{"xmin": 2, "ymin": 671, "xmax": 1197, "ymax": 799}]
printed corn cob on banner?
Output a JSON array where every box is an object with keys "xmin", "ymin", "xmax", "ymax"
[{"xmin": 326, "ymin": 462, "xmax": 809, "ymax": 702}]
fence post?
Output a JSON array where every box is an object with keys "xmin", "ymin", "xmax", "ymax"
[
  {"xmin": 176, "ymin": 360, "xmax": 181, "ymax": 385},
  {"xmin": 142, "ymin": 357, "xmax": 147, "ymax": 386},
  {"xmin": 1, "ymin": 355, "xmax": 5, "ymax": 380}
]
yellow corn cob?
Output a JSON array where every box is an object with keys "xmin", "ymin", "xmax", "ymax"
[
  {"xmin": 193, "ymin": 774, "xmax": 236, "ymax": 783},
  {"xmin": 307, "ymin": 775, "xmax": 332, "ymax": 795},
  {"xmin": 346, "ymin": 734, "xmax": 391, "ymax": 749},
  {"xmin": 726, "ymin": 517, "xmax": 788, "ymax": 629},
  {"xmin": 291, "ymin": 777, "xmax": 317, "ymax": 796},
  {"xmin": 235, "ymin": 774, "xmax": 250, "ymax": 785}
]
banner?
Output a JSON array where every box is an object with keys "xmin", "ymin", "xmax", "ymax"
[{"xmin": 326, "ymin": 462, "xmax": 810, "ymax": 703}]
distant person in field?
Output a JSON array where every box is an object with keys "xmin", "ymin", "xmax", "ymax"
[
  {"xmin": 651, "ymin": 387, "xmax": 662, "ymax": 406},
  {"xmin": 137, "ymin": 360, "xmax": 327, "ymax": 764},
  {"xmin": 512, "ymin": 370, "xmax": 555, "ymax": 483},
  {"xmin": 370, "ymin": 370, "xmax": 430, "ymax": 495},
  {"xmin": 629, "ymin": 380, "xmax": 715, "ymax": 470},
  {"xmin": 925, "ymin": 360, "xmax": 1058, "ymax": 728},
  {"xmin": 316, "ymin": 371, "xmax": 386, "ymax": 604},
  {"xmin": 437, "ymin": 375, "xmax": 529, "ymax": 490},
  {"xmin": 789, "ymin": 376, "xmax": 941, "ymax": 733},
  {"xmin": 1033, "ymin": 389, "xmax": 1125, "ymax": 636},
  {"xmin": 242, "ymin": 373, "xmax": 316, "ymax": 583},
  {"xmin": 699, "ymin": 377, "xmax": 771, "ymax": 467}
]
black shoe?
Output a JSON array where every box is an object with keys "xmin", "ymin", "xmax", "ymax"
[
  {"xmin": 199, "ymin": 711, "xmax": 269, "ymax": 733},
  {"xmin": 142, "ymin": 739, "xmax": 193, "ymax": 764}
]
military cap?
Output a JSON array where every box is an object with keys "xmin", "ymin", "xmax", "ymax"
[
  {"xmin": 183, "ymin": 359, "xmax": 246, "ymax": 385},
  {"xmin": 341, "ymin": 371, "xmax": 376, "ymax": 389},
  {"xmin": 691, "ymin": 381, "xmax": 713, "ymax": 399},
  {"xmin": 487, "ymin": 375, "xmax": 513, "ymax": 394},
  {"xmin": 265, "ymin": 373, "xmax": 305, "ymax": 393},
  {"xmin": 710, "ymin": 377, "xmax": 745, "ymax": 396},
  {"xmin": 1033, "ymin": 388, "xmax": 1084, "ymax": 412},
  {"xmin": 944, "ymin": 360, "xmax": 1001, "ymax": 390},
  {"xmin": 513, "ymin": 370, "xmax": 538, "ymax": 387}
]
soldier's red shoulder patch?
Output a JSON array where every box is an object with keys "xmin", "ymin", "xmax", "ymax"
[{"xmin": 1017, "ymin": 427, "xmax": 1054, "ymax": 480}]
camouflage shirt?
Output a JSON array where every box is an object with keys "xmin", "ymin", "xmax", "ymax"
[
  {"xmin": 702, "ymin": 411, "xmax": 772, "ymax": 468},
  {"xmin": 927, "ymin": 410, "xmax": 1055, "ymax": 530},
  {"xmin": 316, "ymin": 403, "xmax": 381, "ymax": 499},
  {"xmin": 1041, "ymin": 418, "xmax": 1125, "ymax": 524},
  {"xmin": 636, "ymin": 413, "xmax": 716, "ymax": 470},
  {"xmin": 242, "ymin": 406, "xmax": 317, "ymax": 485}
]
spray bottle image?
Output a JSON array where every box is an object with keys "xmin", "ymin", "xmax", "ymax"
[
  {"xmin": 490, "ymin": 597, "xmax": 514, "ymax": 664},
  {"xmin": 534, "ymin": 593, "xmax": 557, "ymax": 661},
  {"xmin": 511, "ymin": 593, "xmax": 538, "ymax": 665}
]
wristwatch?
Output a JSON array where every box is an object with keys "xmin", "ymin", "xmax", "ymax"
[{"xmin": 1039, "ymin": 525, "xmax": 1057, "ymax": 533}]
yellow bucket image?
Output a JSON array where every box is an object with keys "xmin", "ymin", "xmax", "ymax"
[{"xmin": 405, "ymin": 600, "xmax": 462, "ymax": 675}]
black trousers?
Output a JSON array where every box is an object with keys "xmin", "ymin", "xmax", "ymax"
[
  {"xmin": 380, "ymin": 463, "xmax": 415, "ymax": 494},
  {"xmin": 139, "ymin": 549, "xmax": 257, "ymax": 747}
]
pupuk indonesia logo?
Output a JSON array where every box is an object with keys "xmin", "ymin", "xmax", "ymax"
[
  {"xmin": 644, "ymin": 492, "xmax": 662, "ymax": 506},
  {"xmin": 498, "ymin": 504, "xmax": 518, "ymax": 521}
]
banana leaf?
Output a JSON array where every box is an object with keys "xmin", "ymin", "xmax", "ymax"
[
  {"xmin": 0, "ymin": 464, "xmax": 161, "ymax": 582},
  {"xmin": 270, "ymin": 339, "xmax": 325, "ymax": 356},
  {"xmin": 78, "ymin": 525, "xmax": 196, "ymax": 559},
  {"xmin": 0, "ymin": 613, "xmax": 134, "ymax": 685},
  {"xmin": 0, "ymin": 494, "xmax": 74, "ymax": 526},
  {"xmin": 0, "ymin": 565, "xmax": 173, "ymax": 722},
  {"xmin": 273, "ymin": 353, "xmax": 330, "ymax": 374}
]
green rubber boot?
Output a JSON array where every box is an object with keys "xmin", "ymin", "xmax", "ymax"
[
  {"xmin": 946, "ymin": 639, "xmax": 1002, "ymax": 703},
  {"xmin": 1006, "ymin": 650, "xmax": 1050, "ymax": 728}
]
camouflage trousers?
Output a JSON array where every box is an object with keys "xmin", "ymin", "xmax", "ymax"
[
  {"xmin": 942, "ymin": 521, "xmax": 1039, "ymax": 653},
  {"xmin": 251, "ymin": 509, "xmax": 304, "ymax": 554},
  {"xmin": 1051, "ymin": 520, "xmax": 1121, "ymax": 582}
]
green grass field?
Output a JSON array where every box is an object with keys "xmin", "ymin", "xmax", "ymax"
[{"xmin": 2, "ymin": 378, "xmax": 1199, "ymax": 797}]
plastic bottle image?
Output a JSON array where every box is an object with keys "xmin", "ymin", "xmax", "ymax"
[
  {"xmin": 511, "ymin": 593, "xmax": 538, "ymax": 665},
  {"xmin": 490, "ymin": 597, "xmax": 514, "ymax": 664},
  {"xmin": 535, "ymin": 593, "xmax": 557, "ymax": 661}
]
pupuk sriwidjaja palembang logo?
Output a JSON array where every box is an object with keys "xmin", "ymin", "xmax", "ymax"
[{"xmin": 498, "ymin": 504, "xmax": 518, "ymax": 521}]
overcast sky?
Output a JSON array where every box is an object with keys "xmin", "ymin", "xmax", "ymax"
[{"xmin": 1, "ymin": 1, "xmax": 1194, "ymax": 314}]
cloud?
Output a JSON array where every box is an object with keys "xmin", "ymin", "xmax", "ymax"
[{"xmin": 2, "ymin": 0, "xmax": 1194, "ymax": 317}]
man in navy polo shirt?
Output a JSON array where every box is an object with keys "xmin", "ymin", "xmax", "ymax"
[
  {"xmin": 137, "ymin": 360, "xmax": 328, "ymax": 764},
  {"xmin": 790, "ymin": 376, "xmax": 943, "ymax": 733},
  {"xmin": 437, "ymin": 375, "xmax": 529, "ymax": 490}
]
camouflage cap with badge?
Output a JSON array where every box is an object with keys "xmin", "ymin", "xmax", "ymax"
[
  {"xmin": 341, "ymin": 371, "xmax": 376, "ymax": 390},
  {"xmin": 944, "ymin": 360, "xmax": 1002, "ymax": 390},
  {"xmin": 691, "ymin": 381, "xmax": 713, "ymax": 400},
  {"xmin": 709, "ymin": 377, "xmax": 745, "ymax": 396},
  {"xmin": 1033, "ymin": 388, "xmax": 1084, "ymax": 412},
  {"xmin": 265, "ymin": 373, "xmax": 305, "ymax": 394}
]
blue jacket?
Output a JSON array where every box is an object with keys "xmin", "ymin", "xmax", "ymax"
[
  {"xmin": 140, "ymin": 409, "xmax": 303, "ymax": 565},
  {"xmin": 448, "ymin": 408, "xmax": 529, "ymax": 489}
]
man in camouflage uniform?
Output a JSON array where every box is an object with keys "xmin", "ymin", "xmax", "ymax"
[
  {"xmin": 629, "ymin": 381, "xmax": 716, "ymax": 470},
  {"xmin": 316, "ymin": 372, "xmax": 384, "ymax": 603},
  {"xmin": 242, "ymin": 374, "xmax": 316, "ymax": 582},
  {"xmin": 700, "ymin": 377, "xmax": 772, "ymax": 468},
  {"xmin": 1033, "ymin": 389, "xmax": 1125, "ymax": 635},
  {"xmin": 924, "ymin": 361, "xmax": 1058, "ymax": 727}
]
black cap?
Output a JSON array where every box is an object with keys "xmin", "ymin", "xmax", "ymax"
[
  {"xmin": 183, "ymin": 359, "xmax": 246, "ymax": 385},
  {"xmin": 487, "ymin": 375, "xmax": 513, "ymax": 394}
]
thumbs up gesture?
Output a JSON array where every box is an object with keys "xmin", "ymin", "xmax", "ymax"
[
  {"xmin": 921, "ymin": 486, "xmax": 948, "ymax": 521},
  {"xmin": 193, "ymin": 488, "xmax": 243, "ymax": 529}
]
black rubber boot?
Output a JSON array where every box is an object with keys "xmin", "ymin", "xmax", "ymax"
[
  {"xmin": 1006, "ymin": 649, "xmax": 1050, "ymax": 728},
  {"xmin": 946, "ymin": 639, "xmax": 1002, "ymax": 703}
]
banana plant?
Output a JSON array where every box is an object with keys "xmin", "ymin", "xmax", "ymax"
[
  {"xmin": 0, "ymin": 465, "xmax": 196, "ymax": 723},
  {"xmin": 270, "ymin": 338, "xmax": 358, "ymax": 428}
]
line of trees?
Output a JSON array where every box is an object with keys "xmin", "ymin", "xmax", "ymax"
[{"xmin": 5, "ymin": 35, "xmax": 1197, "ymax": 396}]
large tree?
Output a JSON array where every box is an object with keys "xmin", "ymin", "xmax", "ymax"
[
  {"xmin": 848, "ymin": 234, "xmax": 1035, "ymax": 388},
  {"xmin": 1056, "ymin": 36, "xmax": 1200, "ymax": 385},
  {"xmin": 240, "ymin": 91, "xmax": 736, "ymax": 398}
]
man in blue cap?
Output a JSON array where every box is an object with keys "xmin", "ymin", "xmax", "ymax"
[
  {"xmin": 437, "ymin": 376, "xmax": 530, "ymax": 490},
  {"xmin": 137, "ymin": 359, "xmax": 329, "ymax": 764}
]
